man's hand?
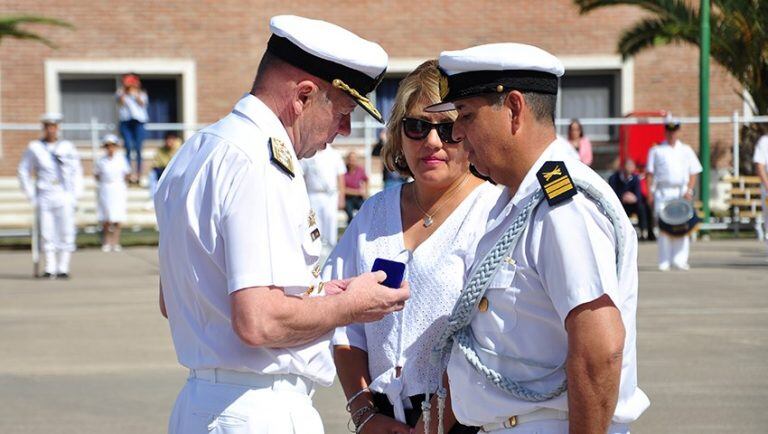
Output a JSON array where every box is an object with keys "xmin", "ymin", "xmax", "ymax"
[
  {"xmin": 342, "ymin": 271, "xmax": 409, "ymax": 323},
  {"xmin": 323, "ymin": 278, "xmax": 350, "ymax": 296}
]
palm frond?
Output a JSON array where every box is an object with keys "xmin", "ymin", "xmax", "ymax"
[
  {"xmin": 616, "ymin": 17, "xmax": 698, "ymax": 59},
  {"xmin": 0, "ymin": 15, "xmax": 73, "ymax": 48}
]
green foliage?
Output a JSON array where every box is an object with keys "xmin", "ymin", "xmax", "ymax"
[
  {"xmin": 575, "ymin": 0, "xmax": 768, "ymax": 115},
  {"xmin": 0, "ymin": 15, "xmax": 73, "ymax": 48}
]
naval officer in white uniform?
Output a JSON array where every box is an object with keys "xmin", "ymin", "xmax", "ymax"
[
  {"xmin": 18, "ymin": 112, "xmax": 84, "ymax": 278},
  {"xmin": 154, "ymin": 15, "xmax": 409, "ymax": 434},
  {"xmin": 300, "ymin": 144, "xmax": 347, "ymax": 247},
  {"xmin": 417, "ymin": 43, "xmax": 649, "ymax": 434},
  {"xmin": 646, "ymin": 121, "xmax": 702, "ymax": 271}
]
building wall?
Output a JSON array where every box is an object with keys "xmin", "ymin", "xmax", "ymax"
[{"xmin": 0, "ymin": 0, "xmax": 743, "ymax": 175}]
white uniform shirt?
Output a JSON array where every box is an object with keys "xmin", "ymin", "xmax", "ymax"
[
  {"xmin": 300, "ymin": 145, "xmax": 347, "ymax": 193},
  {"xmin": 324, "ymin": 182, "xmax": 501, "ymax": 403},
  {"xmin": 753, "ymin": 135, "xmax": 768, "ymax": 195},
  {"xmin": 646, "ymin": 140, "xmax": 703, "ymax": 188},
  {"xmin": 94, "ymin": 154, "xmax": 131, "ymax": 184},
  {"xmin": 116, "ymin": 90, "xmax": 149, "ymax": 123},
  {"xmin": 154, "ymin": 94, "xmax": 334, "ymax": 386},
  {"xmin": 447, "ymin": 141, "xmax": 650, "ymax": 426},
  {"xmin": 17, "ymin": 139, "xmax": 83, "ymax": 207}
]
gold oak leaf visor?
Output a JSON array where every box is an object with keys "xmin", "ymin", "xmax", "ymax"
[{"xmin": 267, "ymin": 35, "xmax": 386, "ymax": 123}]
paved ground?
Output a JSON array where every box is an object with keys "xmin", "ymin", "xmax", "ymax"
[{"xmin": 0, "ymin": 239, "xmax": 766, "ymax": 433}]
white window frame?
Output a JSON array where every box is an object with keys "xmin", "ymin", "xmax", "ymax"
[
  {"xmin": 557, "ymin": 54, "xmax": 634, "ymax": 116},
  {"xmin": 44, "ymin": 59, "xmax": 197, "ymax": 130}
]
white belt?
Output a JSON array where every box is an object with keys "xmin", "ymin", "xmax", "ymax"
[
  {"xmin": 189, "ymin": 368, "xmax": 315, "ymax": 396},
  {"xmin": 480, "ymin": 409, "xmax": 568, "ymax": 432}
]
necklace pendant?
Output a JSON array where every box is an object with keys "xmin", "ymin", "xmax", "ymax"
[{"xmin": 423, "ymin": 216, "xmax": 434, "ymax": 227}]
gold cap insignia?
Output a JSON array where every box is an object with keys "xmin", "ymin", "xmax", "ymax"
[
  {"xmin": 269, "ymin": 137, "xmax": 294, "ymax": 178},
  {"xmin": 439, "ymin": 73, "xmax": 450, "ymax": 100},
  {"xmin": 537, "ymin": 161, "xmax": 577, "ymax": 206},
  {"xmin": 332, "ymin": 79, "xmax": 383, "ymax": 123}
]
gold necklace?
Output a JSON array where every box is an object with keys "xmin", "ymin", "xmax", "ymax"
[{"xmin": 412, "ymin": 174, "xmax": 471, "ymax": 228}]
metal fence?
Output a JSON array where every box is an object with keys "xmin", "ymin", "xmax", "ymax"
[{"xmin": 2, "ymin": 113, "xmax": 767, "ymax": 177}]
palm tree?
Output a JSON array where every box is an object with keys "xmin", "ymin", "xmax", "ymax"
[
  {"xmin": 0, "ymin": 15, "xmax": 73, "ymax": 48},
  {"xmin": 575, "ymin": 0, "xmax": 768, "ymax": 172}
]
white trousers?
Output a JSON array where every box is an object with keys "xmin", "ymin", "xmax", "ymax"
[
  {"xmin": 493, "ymin": 420, "xmax": 629, "ymax": 433},
  {"xmin": 39, "ymin": 203, "xmax": 76, "ymax": 274},
  {"xmin": 654, "ymin": 186, "xmax": 690, "ymax": 267},
  {"xmin": 308, "ymin": 191, "xmax": 339, "ymax": 247},
  {"xmin": 168, "ymin": 378, "xmax": 324, "ymax": 434}
]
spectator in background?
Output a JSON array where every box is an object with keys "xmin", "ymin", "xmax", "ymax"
[
  {"xmin": 753, "ymin": 131, "xmax": 768, "ymax": 244},
  {"xmin": 568, "ymin": 118, "xmax": 593, "ymax": 166},
  {"xmin": 116, "ymin": 73, "xmax": 149, "ymax": 184},
  {"xmin": 94, "ymin": 134, "xmax": 131, "ymax": 252},
  {"xmin": 149, "ymin": 131, "xmax": 181, "ymax": 196},
  {"xmin": 374, "ymin": 130, "xmax": 410, "ymax": 189},
  {"xmin": 343, "ymin": 150, "xmax": 368, "ymax": 222},
  {"xmin": 300, "ymin": 144, "xmax": 347, "ymax": 247},
  {"xmin": 609, "ymin": 159, "xmax": 651, "ymax": 241}
]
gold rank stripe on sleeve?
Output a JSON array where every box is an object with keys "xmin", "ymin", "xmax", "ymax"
[{"xmin": 536, "ymin": 161, "xmax": 577, "ymax": 206}]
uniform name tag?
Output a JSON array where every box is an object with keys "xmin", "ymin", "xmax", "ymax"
[
  {"xmin": 537, "ymin": 161, "xmax": 577, "ymax": 206},
  {"xmin": 269, "ymin": 137, "xmax": 295, "ymax": 178}
]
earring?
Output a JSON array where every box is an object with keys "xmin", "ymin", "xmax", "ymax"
[{"xmin": 394, "ymin": 153, "xmax": 408, "ymax": 170}]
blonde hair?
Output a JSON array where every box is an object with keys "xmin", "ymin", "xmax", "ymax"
[{"xmin": 382, "ymin": 59, "xmax": 455, "ymax": 177}]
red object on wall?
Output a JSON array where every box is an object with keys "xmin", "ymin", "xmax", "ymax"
[
  {"xmin": 619, "ymin": 111, "xmax": 667, "ymax": 169},
  {"xmin": 619, "ymin": 111, "xmax": 667, "ymax": 198}
]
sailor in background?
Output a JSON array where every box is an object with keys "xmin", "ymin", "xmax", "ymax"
[
  {"xmin": 18, "ymin": 113, "xmax": 83, "ymax": 279},
  {"xmin": 646, "ymin": 121, "xmax": 703, "ymax": 271},
  {"xmin": 301, "ymin": 143, "xmax": 346, "ymax": 247},
  {"xmin": 94, "ymin": 134, "xmax": 131, "ymax": 252},
  {"xmin": 419, "ymin": 43, "xmax": 649, "ymax": 434}
]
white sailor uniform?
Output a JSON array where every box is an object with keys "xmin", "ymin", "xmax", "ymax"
[
  {"xmin": 301, "ymin": 145, "xmax": 347, "ymax": 246},
  {"xmin": 17, "ymin": 138, "xmax": 83, "ymax": 275},
  {"xmin": 646, "ymin": 139, "xmax": 703, "ymax": 268},
  {"xmin": 156, "ymin": 94, "xmax": 327, "ymax": 434},
  {"xmin": 752, "ymin": 134, "xmax": 768, "ymax": 242},
  {"xmin": 442, "ymin": 142, "xmax": 650, "ymax": 433},
  {"xmin": 94, "ymin": 154, "xmax": 130, "ymax": 223}
]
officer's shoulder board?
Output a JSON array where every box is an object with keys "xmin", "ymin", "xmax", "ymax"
[
  {"xmin": 536, "ymin": 161, "xmax": 577, "ymax": 206},
  {"xmin": 268, "ymin": 137, "xmax": 295, "ymax": 178}
]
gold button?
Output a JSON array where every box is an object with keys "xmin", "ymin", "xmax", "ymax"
[
  {"xmin": 496, "ymin": 84, "xmax": 504, "ymax": 93},
  {"xmin": 478, "ymin": 297, "xmax": 489, "ymax": 312},
  {"xmin": 504, "ymin": 256, "xmax": 516, "ymax": 265},
  {"xmin": 507, "ymin": 416, "xmax": 517, "ymax": 427}
]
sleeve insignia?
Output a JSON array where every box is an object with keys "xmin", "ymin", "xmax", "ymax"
[
  {"xmin": 269, "ymin": 137, "xmax": 295, "ymax": 178},
  {"xmin": 537, "ymin": 161, "xmax": 577, "ymax": 206}
]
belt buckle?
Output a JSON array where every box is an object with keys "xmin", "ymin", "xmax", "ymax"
[{"xmin": 505, "ymin": 416, "xmax": 518, "ymax": 428}]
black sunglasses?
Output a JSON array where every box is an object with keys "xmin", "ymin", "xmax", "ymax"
[{"xmin": 401, "ymin": 117, "xmax": 459, "ymax": 144}]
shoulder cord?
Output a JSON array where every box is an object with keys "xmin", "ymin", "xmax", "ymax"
[{"xmin": 426, "ymin": 180, "xmax": 625, "ymax": 434}]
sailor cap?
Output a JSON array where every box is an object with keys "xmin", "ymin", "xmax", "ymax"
[
  {"xmin": 426, "ymin": 43, "xmax": 564, "ymax": 112},
  {"xmin": 268, "ymin": 15, "xmax": 389, "ymax": 123}
]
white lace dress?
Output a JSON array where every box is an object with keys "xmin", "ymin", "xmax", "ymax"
[{"xmin": 323, "ymin": 181, "xmax": 502, "ymax": 420}]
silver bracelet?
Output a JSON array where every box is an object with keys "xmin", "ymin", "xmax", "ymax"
[
  {"xmin": 345, "ymin": 387, "xmax": 371, "ymax": 412},
  {"xmin": 355, "ymin": 411, "xmax": 378, "ymax": 434},
  {"xmin": 347, "ymin": 405, "xmax": 377, "ymax": 433}
]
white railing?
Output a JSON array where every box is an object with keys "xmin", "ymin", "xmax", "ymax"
[{"xmin": 2, "ymin": 114, "xmax": 767, "ymax": 177}]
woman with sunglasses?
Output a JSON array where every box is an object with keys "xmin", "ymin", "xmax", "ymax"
[{"xmin": 323, "ymin": 60, "xmax": 500, "ymax": 434}]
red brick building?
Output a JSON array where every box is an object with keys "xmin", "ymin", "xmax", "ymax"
[{"xmin": 0, "ymin": 0, "xmax": 743, "ymax": 176}]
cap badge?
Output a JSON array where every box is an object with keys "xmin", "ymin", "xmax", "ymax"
[
  {"xmin": 537, "ymin": 161, "xmax": 577, "ymax": 206},
  {"xmin": 438, "ymin": 73, "xmax": 450, "ymax": 100},
  {"xmin": 269, "ymin": 137, "xmax": 294, "ymax": 178},
  {"xmin": 332, "ymin": 79, "xmax": 382, "ymax": 121}
]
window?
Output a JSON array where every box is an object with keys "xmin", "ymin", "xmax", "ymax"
[
  {"xmin": 558, "ymin": 72, "xmax": 621, "ymax": 142},
  {"xmin": 60, "ymin": 75, "xmax": 180, "ymax": 141}
]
